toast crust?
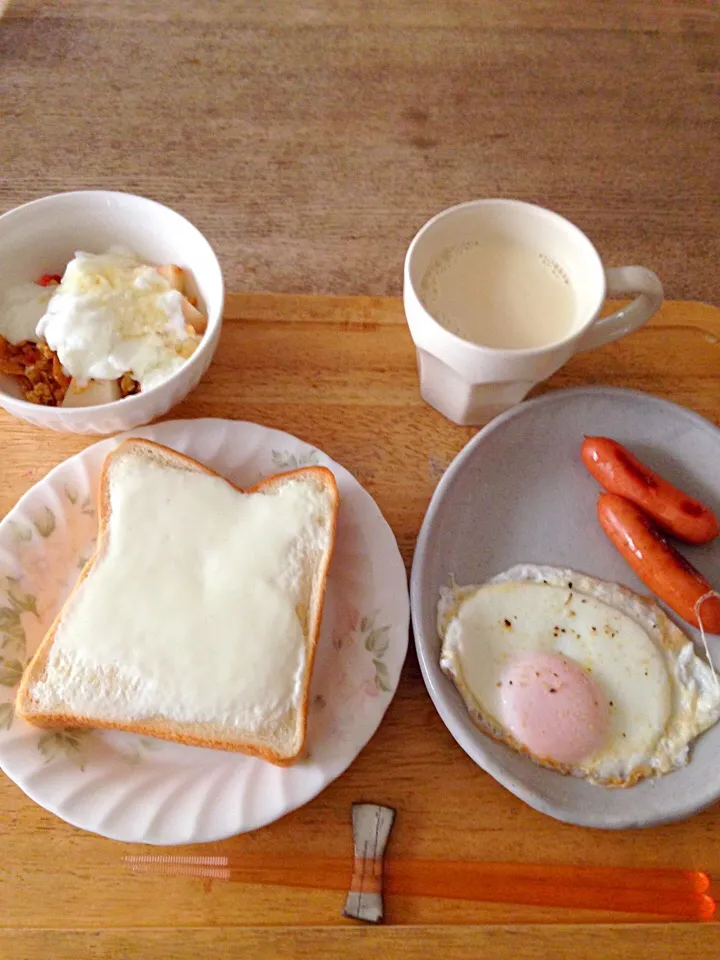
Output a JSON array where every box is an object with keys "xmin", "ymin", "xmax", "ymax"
[{"xmin": 14, "ymin": 438, "xmax": 339, "ymax": 766}]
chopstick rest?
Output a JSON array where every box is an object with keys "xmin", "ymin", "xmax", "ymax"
[{"xmin": 342, "ymin": 803, "xmax": 396, "ymax": 924}]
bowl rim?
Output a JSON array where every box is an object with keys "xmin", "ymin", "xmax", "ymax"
[{"xmin": 0, "ymin": 190, "xmax": 224, "ymax": 416}]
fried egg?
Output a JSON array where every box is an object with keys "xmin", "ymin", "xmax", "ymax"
[{"xmin": 438, "ymin": 565, "xmax": 720, "ymax": 786}]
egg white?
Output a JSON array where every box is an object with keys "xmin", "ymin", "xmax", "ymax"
[{"xmin": 438, "ymin": 565, "xmax": 720, "ymax": 787}]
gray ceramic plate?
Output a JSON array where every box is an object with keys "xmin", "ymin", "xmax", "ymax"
[{"xmin": 411, "ymin": 387, "xmax": 720, "ymax": 828}]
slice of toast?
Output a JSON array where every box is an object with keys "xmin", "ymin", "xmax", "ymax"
[{"xmin": 15, "ymin": 438, "xmax": 339, "ymax": 766}]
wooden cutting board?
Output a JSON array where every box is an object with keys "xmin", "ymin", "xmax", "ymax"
[{"xmin": 1, "ymin": 295, "xmax": 719, "ymax": 960}]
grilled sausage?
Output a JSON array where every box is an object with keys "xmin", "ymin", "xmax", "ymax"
[
  {"xmin": 582, "ymin": 436, "xmax": 718, "ymax": 545},
  {"xmin": 597, "ymin": 493, "xmax": 720, "ymax": 632}
]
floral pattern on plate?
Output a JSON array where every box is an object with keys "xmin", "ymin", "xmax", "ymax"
[{"xmin": 0, "ymin": 490, "xmax": 97, "ymax": 746}]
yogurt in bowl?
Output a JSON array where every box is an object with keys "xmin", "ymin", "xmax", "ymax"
[{"xmin": 0, "ymin": 192, "xmax": 224, "ymax": 434}]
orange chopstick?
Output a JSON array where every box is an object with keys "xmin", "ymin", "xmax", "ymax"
[
  {"xmin": 386, "ymin": 859, "xmax": 710, "ymax": 896},
  {"xmin": 385, "ymin": 862, "xmax": 714, "ymax": 920},
  {"xmin": 125, "ymin": 855, "xmax": 714, "ymax": 920}
]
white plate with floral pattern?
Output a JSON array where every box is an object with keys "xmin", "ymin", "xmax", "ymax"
[{"xmin": 0, "ymin": 419, "xmax": 409, "ymax": 844}]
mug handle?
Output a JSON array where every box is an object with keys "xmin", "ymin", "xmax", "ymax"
[{"xmin": 576, "ymin": 266, "xmax": 664, "ymax": 352}]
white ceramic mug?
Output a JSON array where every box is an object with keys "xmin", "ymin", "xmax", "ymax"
[{"xmin": 403, "ymin": 199, "xmax": 663, "ymax": 426}]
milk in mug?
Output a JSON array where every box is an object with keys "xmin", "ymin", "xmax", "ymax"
[{"xmin": 419, "ymin": 234, "xmax": 577, "ymax": 350}]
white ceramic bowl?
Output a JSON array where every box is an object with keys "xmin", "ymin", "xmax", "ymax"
[{"xmin": 0, "ymin": 191, "xmax": 224, "ymax": 434}]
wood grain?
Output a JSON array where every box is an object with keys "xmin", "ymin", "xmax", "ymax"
[
  {"xmin": 2, "ymin": 926, "xmax": 720, "ymax": 960},
  {"xmin": 1, "ymin": 1, "xmax": 718, "ymax": 303},
  {"xmin": 0, "ymin": 295, "xmax": 719, "ymax": 960}
]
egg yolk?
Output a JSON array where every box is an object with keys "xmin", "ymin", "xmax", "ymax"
[{"xmin": 498, "ymin": 651, "xmax": 609, "ymax": 764}]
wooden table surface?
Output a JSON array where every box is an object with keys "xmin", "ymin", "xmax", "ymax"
[
  {"xmin": 1, "ymin": 0, "xmax": 718, "ymax": 304},
  {"xmin": 1, "ymin": 294, "xmax": 720, "ymax": 959}
]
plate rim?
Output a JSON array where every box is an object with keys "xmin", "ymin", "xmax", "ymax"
[
  {"xmin": 411, "ymin": 386, "xmax": 720, "ymax": 829},
  {"xmin": 0, "ymin": 417, "xmax": 410, "ymax": 844}
]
